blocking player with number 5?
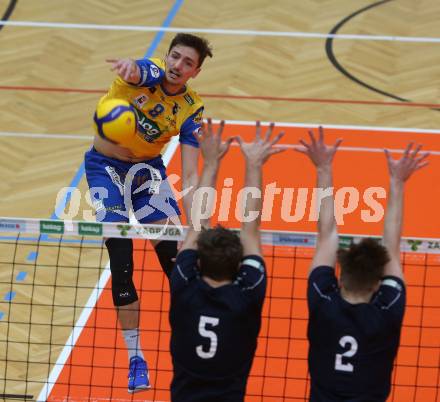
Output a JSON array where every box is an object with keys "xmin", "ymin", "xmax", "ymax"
[
  {"xmin": 296, "ymin": 128, "xmax": 429, "ymax": 401},
  {"xmin": 167, "ymin": 120, "xmax": 285, "ymax": 401}
]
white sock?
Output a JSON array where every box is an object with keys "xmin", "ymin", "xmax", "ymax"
[{"xmin": 122, "ymin": 328, "xmax": 144, "ymax": 361}]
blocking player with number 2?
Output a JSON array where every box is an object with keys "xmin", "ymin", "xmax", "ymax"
[{"xmin": 296, "ymin": 127, "xmax": 429, "ymax": 401}]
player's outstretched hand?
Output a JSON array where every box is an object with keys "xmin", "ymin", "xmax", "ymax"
[
  {"xmin": 385, "ymin": 143, "xmax": 429, "ymax": 183},
  {"xmin": 295, "ymin": 126, "xmax": 342, "ymax": 168},
  {"xmin": 196, "ymin": 118, "xmax": 234, "ymax": 163},
  {"xmin": 106, "ymin": 58, "xmax": 141, "ymax": 83},
  {"xmin": 236, "ymin": 121, "xmax": 286, "ymax": 166}
]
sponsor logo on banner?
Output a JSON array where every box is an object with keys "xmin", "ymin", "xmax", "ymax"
[
  {"xmin": 428, "ymin": 241, "xmax": 440, "ymax": 250},
  {"xmin": 0, "ymin": 219, "xmax": 26, "ymax": 232},
  {"xmin": 40, "ymin": 220, "xmax": 64, "ymax": 234},
  {"xmin": 184, "ymin": 94, "xmax": 195, "ymax": 105},
  {"xmin": 78, "ymin": 222, "xmax": 103, "ymax": 236},
  {"xmin": 339, "ymin": 236, "xmax": 353, "ymax": 248},
  {"xmin": 134, "ymin": 225, "xmax": 182, "ymax": 238},
  {"xmin": 273, "ymin": 233, "xmax": 315, "ymax": 247},
  {"xmin": 117, "ymin": 225, "xmax": 132, "ymax": 236},
  {"xmin": 407, "ymin": 239, "xmax": 422, "ymax": 251}
]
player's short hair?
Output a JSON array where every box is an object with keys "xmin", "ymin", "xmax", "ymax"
[
  {"xmin": 337, "ymin": 238, "xmax": 390, "ymax": 292},
  {"xmin": 168, "ymin": 33, "xmax": 213, "ymax": 67},
  {"xmin": 197, "ymin": 225, "xmax": 243, "ymax": 281}
]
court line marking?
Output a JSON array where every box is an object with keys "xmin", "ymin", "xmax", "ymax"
[
  {"xmin": 3, "ymin": 84, "xmax": 440, "ymax": 109},
  {"xmin": 230, "ymin": 143, "xmax": 440, "ymax": 156},
  {"xmin": 2, "ymin": 119, "xmax": 440, "ymax": 137},
  {"xmin": 36, "ymin": 1, "xmax": 184, "ymax": 400},
  {"xmin": 1, "ymin": 132, "xmax": 439, "ymax": 154},
  {"xmin": 2, "ymin": 20, "xmax": 440, "ymax": 44}
]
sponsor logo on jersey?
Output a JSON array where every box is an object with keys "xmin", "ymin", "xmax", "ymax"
[
  {"xmin": 165, "ymin": 115, "xmax": 177, "ymax": 128},
  {"xmin": 193, "ymin": 109, "xmax": 203, "ymax": 125},
  {"xmin": 184, "ymin": 94, "xmax": 195, "ymax": 105},
  {"xmin": 134, "ymin": 94, "xmax": 149, "ymax": 108},
  {"xmin": 134, "ymin": 108, "xmax": 163, "ymax": 142},
  {"xmin": 150, "ymin": 64, "xmax": 160, "ymax": 78},
  {"xmin": 172, "ymin": 102, "xmax": 180, "ymax": 115}
]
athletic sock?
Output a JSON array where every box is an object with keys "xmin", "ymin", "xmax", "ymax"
[{"xmin": 122, "ymin": 328, "xmax": 145, "ymax": 361}]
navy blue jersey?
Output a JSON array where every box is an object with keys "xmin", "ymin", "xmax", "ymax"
[
  {"xmin": 168, "ymin": 249, "xmax": 266, "ymax": 402},
  {"xmin": 307, "ymin": 266, "xmax": 406, "ymax": 402}
]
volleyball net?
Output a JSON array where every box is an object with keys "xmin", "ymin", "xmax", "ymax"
[{"xmin": 0, "ymin": 217, "xmax": 439, "ymax": 402}]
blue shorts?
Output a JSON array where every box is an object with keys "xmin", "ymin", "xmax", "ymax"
[{"xmin": 84, "ymin": 147, "xmax": 180, "ymax": 223}]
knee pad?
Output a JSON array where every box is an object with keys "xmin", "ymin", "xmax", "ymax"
[
  {"xmin": 105, "ymin": 238, "xmax": 138, "ymax": 306},
  {"xmin": 154, "ymin": 240, "xmax": 178, "ymax": 277}
]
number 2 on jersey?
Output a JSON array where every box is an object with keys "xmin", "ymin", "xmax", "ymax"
[
  {"xmin": 335, "ymin": 335, "xmax": 358, "ymax": 372},
  {"xmin": 196, "ymin": 315, "xmax": 219, "ymax": 359}
]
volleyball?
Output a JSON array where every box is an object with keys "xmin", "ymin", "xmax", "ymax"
[{"xmin": 93, "ymin": 98, "xmax": 137, "ymax": 144}]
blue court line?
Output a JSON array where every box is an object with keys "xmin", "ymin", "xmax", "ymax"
[
  {"xmin": 144, "ymin": 0, "xmax": 184, "ymax": 58},
  {"xmin": 16, "ymin": 272, "xmax": 27, "ymax": 281},
  {"xmin": 4, "ymin": 292, "xmax": 16, "ymax": 302},
  {"xmin": 27, "ymin": 251, "xmax": 38, "ymax": 261},
  {"xmin": 0, "ymin": 0, "xmax": 185, "ymax": 320}
]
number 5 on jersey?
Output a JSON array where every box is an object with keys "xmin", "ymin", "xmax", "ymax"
[{"xmin": 196, "ymin": 315, "xmax": 219, "ymax": 359}]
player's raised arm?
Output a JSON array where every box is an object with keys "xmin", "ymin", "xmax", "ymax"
[
  {"xmin": 236, "ymin": 122, "xmax": 286, "ymax": 256},
  {"xmin": 383, "ymin": 143, "xmax": 429, "ymax": 280},
  {"xmin": 179, "ymin": 119, "xmax": 233, "ymax": 251},
  {"xmin": 295, "ymin": 127, "xmax": 342, "ymax": 273},
  {"xmin": 106, "ymin": 58, "xmax": 141, "ymax": 84}
]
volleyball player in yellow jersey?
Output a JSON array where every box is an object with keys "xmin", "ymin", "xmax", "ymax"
[{"xmin": 84, "ymin": 33, "xmax": 213, "ymax": 393}]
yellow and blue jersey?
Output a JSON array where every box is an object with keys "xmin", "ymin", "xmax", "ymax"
[{"xmin": 98, "ymin": 57, "xmax": 203, "ymax": 159}]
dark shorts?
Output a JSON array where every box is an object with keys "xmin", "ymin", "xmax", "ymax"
[{"xmin": 84, "ymin": 147, "xmax": 180, "ymax": 223}]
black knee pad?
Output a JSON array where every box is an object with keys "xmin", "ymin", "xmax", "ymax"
[
  {"xmin": 154, "ymin": 240, "xmax": 178, "ymax": 277},
  {"xmin": 105, "ymin": 238, "xmax": 138, "ymax": 306}
]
